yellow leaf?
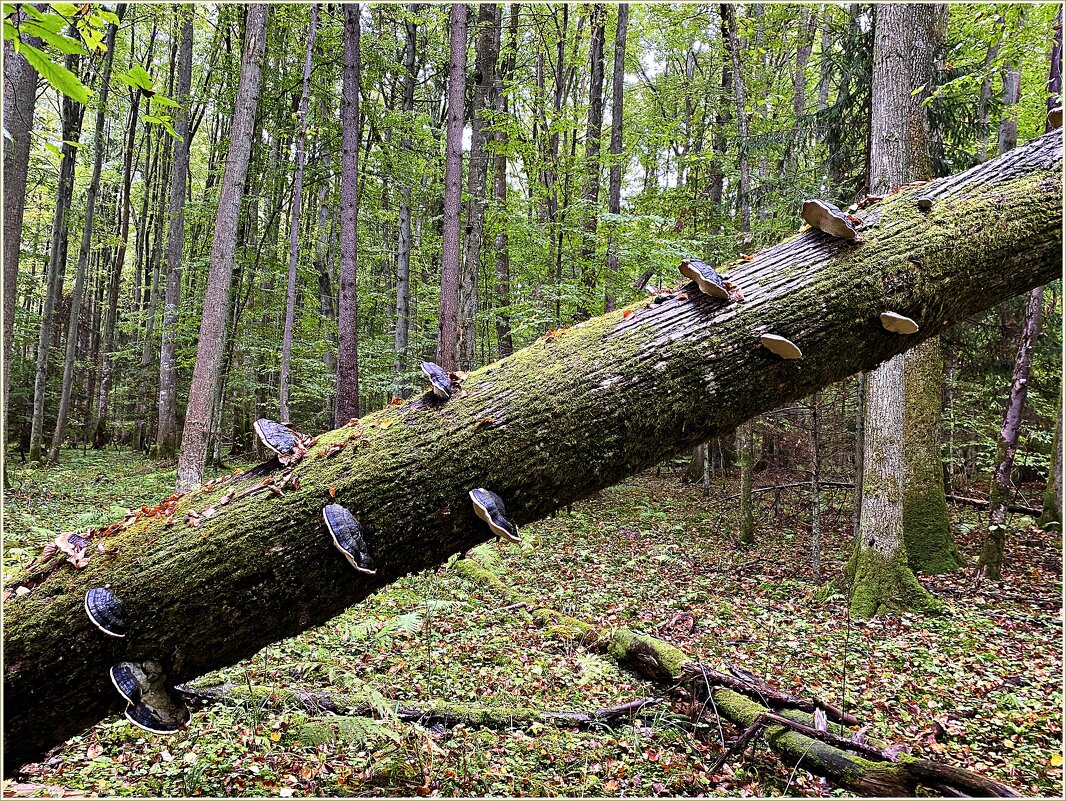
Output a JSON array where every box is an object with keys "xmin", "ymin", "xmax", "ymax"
[
  {"xmin": 1051, "ymin": 753, "xmax": 1063, "ymax": 766},
  {"xmin": 270, "ymin": 731, "xmax": 281, "ymax": 742}
]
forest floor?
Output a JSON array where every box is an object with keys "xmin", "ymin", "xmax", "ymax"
[{"xmin": 2, "ymin": 450, "xmax": 1063, "ymax": 798}]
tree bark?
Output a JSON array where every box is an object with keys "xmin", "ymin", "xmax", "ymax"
[
  {"xmin": 48, "ymin": 16, "xmax": 122, "ymax": 464},
  {"xmin": 1040, "ymin": 398, "xmax": 1062, "ymax": 527},
  {"xmin": 335, "ymin": 3, "xmax": 361, "ymax": 425},
  {"xmin": 850, "ymin": 3, "xmax": 947, "ymax": 614},
  {"xmin": 28, "ymin": 64, "xmax": 82, "ymax": 464},
  {"xmin": 176, "ymin": 4, "xmax": 269, "ymax": 489},
  {"xmin": 3, "ymin": 132, "xmax": 1061, "ymax": 771},
  {"xmin": 576, "ymin": 3, "xmax": 606, "ymax": 319},
  {"xmin": 492, "ymin": 3, "xmax": 519, "ymax": 358},
  {"xmin": 393, "ymin": 3, "xmax": 419, "ymax": 378},
  {"xmin": 457, "ymin": 3, "xmax": 500, "ymax": 370},
  {"xmin": 437, "ymin": 2, "xmax": 468, "ymax": 372},
  {"xmin": 720, "ymin": 4, "xmax": 751, "ymax": 239},
  {"xmin": 603, "ymin": 3, "xmax": 627, "ymax": 313},
  {"xmin": 156, "ymin": 6, "xmax": 195, "ymax": 458},
  {"xmin": 736, "ymin": 419, "xmax": 755, "ymax": 545},
  {"xmin": 279, "ymin": 4, "xmax": 319, "ymax": 422},
  {"xmin": 3, "ymin": 13, "xmax": 39, "ymax": 453},
  {"xmin": 978, "ymin": 287, "xmax": 1044, "ymax": 579}
]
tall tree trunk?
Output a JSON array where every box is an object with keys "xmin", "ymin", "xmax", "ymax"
[
  {"xmin": 393, "ymin": 3, "xmax": 419, "ymax": 379},
  {"xmin": 492, "ymin": 2, "xmax": 519, "ymax": 357},
  {"xmin": 978, "ymin": 287, "xmax": 1044, "ymax": 579},
  {"xmin": 456, "ymin": 3, "xmax": 500, "ymax": 370},
  {"xmin": 1041, "ymin": 398, "xmax": 1062, "ymax": 528},
  {"xmin": 976, "ymin": 38, "xmax": 1000, "ymax": 162},
  {"xmin": 737, "ymin": 419, "xmax": 755, "ymax": 545},
  {"xmin": 335, "ymin": 3, "xmax": 361, "ymax": 425},
  {"xmin": 279, "ymin": 3, "xmax": 319, "ymax": 422},
  {"xmin": 603, "ymin": 3, "xmax": 627, "ymax": 313},
  {"xmin": 576, "ymin": 3, "xmax": 606, "ymax": 320},
  {"xmin": 28, "ymin": 52, "xmax": 84, "ymax": 464},
  {"xmin": 5, "ymin": 133, "xmax": 1061, "ymax": 769},
  {"xmin": 176, "ymin": 4, "xmax": 269, "ymax": 490},
  {"xmin": 436, "ymin": 2, "xmax": 467, "ymax": 372},
  {"xmin": 3, "ymin": 13, "xmax": 39, "ymax": 456},
  {"xmin": 48, "ymin": 14, "xmax": 122, "ymax": 464},
  {"xmin": 157, "ymin": 5, "xmax": 195, "ymax": 458},
  {"xmin": 720, "ymin": 4, "xmax": 751, "ymax": 238},
  {"xmin": 811, "ymin": 391, "xmax": 821, "ymax": 582},
  {"xmin": 849, "ymin": 3, "xmax": 946, "ymax": 616},
  {"xmin": 998, "ymin": 36, "xmax": 1024, "ymax": 155}
]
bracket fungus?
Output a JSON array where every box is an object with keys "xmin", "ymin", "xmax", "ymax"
[
  {"xmin": 110, "ymin": 660, "xmax": 189, "ymax": 735},
  {"xmin": 421, "ymin": 361, "xmax": 452, "ymax": 399},
  {"xmin": 84, "ymin": 587, "xmax": 128, "ymax": 638},
  {"xmin": 678, "ymin": 257, "xmax": 730, "ymax": 300},
  {"xmin": 253, "ymin": 418, "xmax": 297, "ymax": 456},
  {"xmin": 322, "ymin": 503, "xmax": 377, "ymax": 575},
  {"xmin": 801, "ymin": 199, "xmax": 862, "ymax": 242},
  {"xmin": 916, "ymin": 196, "xmax": 934, "ymax": 211},
  {"xmin": 760, "ymin": 334, "xmax": 803, "ymax": 360},
  {"xmin": 880, "ymin": 311, "xmax": 920, "ymax": 334},
  {"xmin": 469, "ymin": 488, "xmax": 521, "ymax": 543}
]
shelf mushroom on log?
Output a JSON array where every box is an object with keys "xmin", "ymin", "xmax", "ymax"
[{"xmin": 3, "ymin": 130, "xmax": 1062, "ymax": 774}]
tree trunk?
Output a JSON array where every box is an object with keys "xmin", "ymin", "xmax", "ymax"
[
  {"xmin": 335, "ymin": 3, "xmax": 361, "ymax": 425},
  {"xmin": 1040, "ymin": 398, "xmax": 1062, "ymax": 528},
  {"xmin": 492, "ymin": 3, "xmax": 519, "ymax": 358},
  {"xmin": 48, "ymin": 15, "xmax": 122, "ymax": 464},
  {"xmin": 393, "ymin": 3, "xmax": 419, "ymax": 379},
  {"xmin": 576, "ymin": 3, "xmax": 606, "ymax": 319},
  {"xmin": 28, "ymin": 52, "xmax": 84, "ymax": 464},
  {"xmin": 603, "ymin": 3, "xmax": 627, "ymax": 313},
  {"xmin": 736, "ymin": 419, "xmax": 755, "ymax": 545},
  {"xmin": 3, "ymin": 132, "xmax": 1061, "ymax": 771},
  {"xmin": 998, "ymin": 53, "xmax": 1023, "ymax": 156},
  {"xmin": 720, "ymin": 3, "xmax": 751, "ymax": 238},
  {"xmin": 457, "ymin": 3, "xmax": 500, "ymax": 371},
  {"xmin": 279, "ymin": 4, "xmax": 319, "ymax": 422},
  {"xmin": 3, "ymin": 14, "xmax": 39, "ymax": 453},
  {"xmin": 978, "ymin": 287, "xmax": 1044, "ymax": 579},
  {"xmin": 851, "ymin": 4, "xmax": 949, "ymax": 613},
  {"xmin": 176, "ymin": 4, "xmax": 269, "ymax": 489},
  {"xmin": 156, "ymin": 6, "xmax": 195, "ymax": 458},
  {"xmin": 902, "ymin": 338, "xmax": 961, "ymax": 572},
  {"xmin": 437, "ymin": 2, "xmax": 468, "ymax": 372}
]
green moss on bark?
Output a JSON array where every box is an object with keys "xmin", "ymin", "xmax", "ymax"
[{"xmin": 848, "ymin": 545, "xmax": 946, "ymax": 618}]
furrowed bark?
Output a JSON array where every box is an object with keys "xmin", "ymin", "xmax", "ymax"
[{"xmin": 3, "ymin": 132, "xmax": 1061, "ymax": 772}]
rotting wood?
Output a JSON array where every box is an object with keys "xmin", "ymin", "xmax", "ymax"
[
  {"xmin": 3, "ymin": 132, "xmax": 1062, "ymax": 773},
  {"xmin": 455, "ymin": 549, "xmax": 1023, "ymax": 798}
]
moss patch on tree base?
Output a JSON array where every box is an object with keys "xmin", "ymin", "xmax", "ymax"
[
  {"xmin": 902, "ymin": 487, "xmax": 963, "ymax": 574},
  {"xmin": 847, "ymin": 546, "xmax": 947, "ymax": 618}
]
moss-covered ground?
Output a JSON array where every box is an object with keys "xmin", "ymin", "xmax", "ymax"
[{"xmin": 3, "ymin": 451, "xmax": 1062, "ymax": 797}]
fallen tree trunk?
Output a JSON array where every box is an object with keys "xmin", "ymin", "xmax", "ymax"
[
  {"xmin": 4, "ymin": 131, "xmax": 1061, "ymax": 772},
  {"xmin": 455, "ymin": 549, "xmax": 1020, "ymax": 797},
  {"xmin": 945, "ymin": 493, "xmax": 1042, "ymax": 517}
]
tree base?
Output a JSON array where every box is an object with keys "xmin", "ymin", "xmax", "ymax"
[{"xmin": 847, "ymin": 547, "xmax": 946, "ymax": 618}]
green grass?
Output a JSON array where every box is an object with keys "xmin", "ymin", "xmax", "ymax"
[{"xmin": 3, "ymin": 452, "xmax": 1062, "ymax": 797}]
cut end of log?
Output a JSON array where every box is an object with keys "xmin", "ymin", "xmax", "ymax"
[
  {"xmin": 880, "ymin": 311, "xmax": 920, "ymax": 335},
  {"xmin": 760, "ymin": 334, "xmax": 803, "ymax": 360}
]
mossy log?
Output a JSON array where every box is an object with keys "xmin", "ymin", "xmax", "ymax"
[
  {"xmin": 4, "ymin": 131, "xmax": 1062, "ymax": 772},
  {"xmin": 458, "ymin": 545, "xmax": 1021, "ymax": 797}
]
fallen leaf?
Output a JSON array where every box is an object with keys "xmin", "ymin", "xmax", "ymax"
[
  {"xmin": 329, "ymin": 486, "xmax": 337, "ymax": 498},
  {"xmin": 623, "ymin": 309, "xmax": 634, "ymax": 319}
]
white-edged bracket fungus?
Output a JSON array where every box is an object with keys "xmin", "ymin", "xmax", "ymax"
[
  {"xmin": 1049, "ymin": 106, "xmax": 1062, "ymax": 130},
  {"xmin": 916, "ymin": 196, "xmax": 934, "ymax": 211},
  {"xmin": 880, "ymin": 311, "xmax": 920, "ymax": 334},
  {"xmin": 322, "ymin": 503, "xmax": 377, "ymax": 574},
  {"xmin": 253, "ymin": 418, "xmax": 297, "ymax": 456},
  {"xmin": 110, "ymin": 660, "xmax": 189, "ymax": 734},
  {"xmin": 801, "ymin": 199, "xmax": 861, "ymax": 242},
  {"xmin": 421, "ymin": 361, "xmax": 452, "ymax": 399},
  {"xmin": 678, "ymin": 257, "xmax": 730, "ymax": 300},
  {"xmin": 469, "ymin": 488, "xmax": 521, "ymax": 543},
  {"xmin": 85, "ymin": 587, "xmax": 128, "ymax": 638},
  {"xmin": 760, "ymin": 334, "xmax": 803, "ymax": 360}
]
